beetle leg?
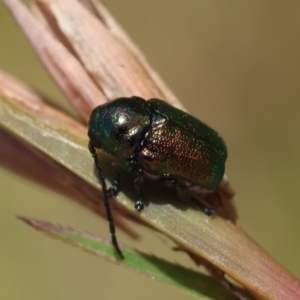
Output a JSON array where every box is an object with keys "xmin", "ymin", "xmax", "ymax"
[
  {"xmin": 176, "ymin": 185, "xmax": 214, "ymax": 217},
  {"xmin": 107, "ymin": 172, "xmax": 121, "ymax": 197},
  {"xmin": 192, "ymin": 199, "xmax": 214, "ymax": 216},
  {"xmin": 134, "ymin": 168, "xmax": 145, "ymax": 211},
  {"xmin": 107, "ymin": 161, "xmax": 133, "ymax": 197}
]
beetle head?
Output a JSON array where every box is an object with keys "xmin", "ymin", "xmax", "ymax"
[{"xmin": 88, "ymin": 97, "xmax": 151, "ymax": 161}]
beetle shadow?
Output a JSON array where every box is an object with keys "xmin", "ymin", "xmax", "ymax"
[
  {"xmin": 116, "ymin": 173, "xmax": 198, "ymax": 212},
  {"xmin": 97, "ymin": 154, "xmax": 219, "ymax": 215}
]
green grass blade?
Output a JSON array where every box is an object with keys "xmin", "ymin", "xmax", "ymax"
[{"xmin": 17, "ymin": 216, "xmax": 241, "ymax": 300}]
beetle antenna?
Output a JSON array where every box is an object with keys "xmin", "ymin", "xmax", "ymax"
[{"xmin": 89, "ymin": 141, "xmax": 124, "ymax": 259}]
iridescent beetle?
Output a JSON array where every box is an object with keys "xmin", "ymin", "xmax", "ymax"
[{"xmin": 88, "ymin": 96, "xmax": 227, "ymax": 258}]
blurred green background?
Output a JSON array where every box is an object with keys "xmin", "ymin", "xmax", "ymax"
[{"xmin": 1, "ymin": 1, "xmax": 300, "ymax": 299}]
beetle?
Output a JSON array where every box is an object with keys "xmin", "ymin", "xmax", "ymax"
[{"xmin": 88, "ymin": 96, "xmax": 227, "ymax": 258}]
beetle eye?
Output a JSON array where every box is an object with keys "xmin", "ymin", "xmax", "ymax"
[
  {"xmin": 115, "ymin": 125, "xmax": 128, "ymax": 138},
  {"xmin": 115, "ymin": 126, "xmax": 132, "ymax": 145}
]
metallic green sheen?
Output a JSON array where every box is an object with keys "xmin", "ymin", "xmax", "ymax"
[
  {"xmin": 88, "ymin": 97, "xmax": 151, "ymax": 160},
  {"xmin": 139, "ymin": 99, "xmax": 227, "ymax": 189}
]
